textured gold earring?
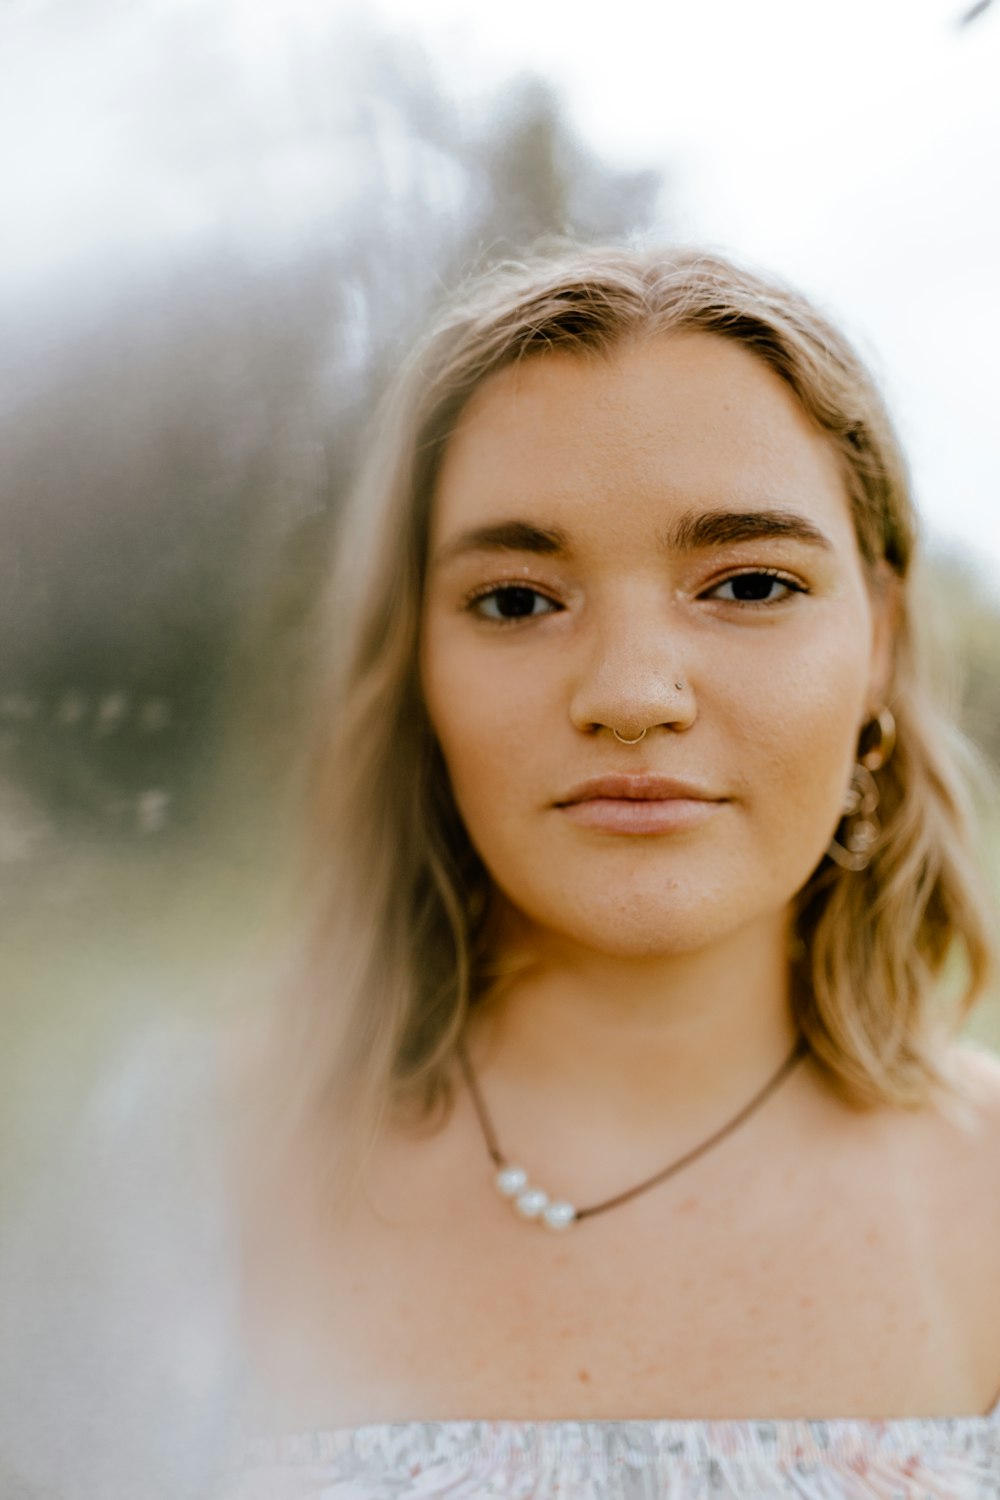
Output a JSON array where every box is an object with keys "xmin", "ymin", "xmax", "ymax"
[{"xmin": 826, "ymin": 707, "xmax": 896, "ymax": 872}]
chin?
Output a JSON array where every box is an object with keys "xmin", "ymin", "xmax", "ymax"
[
  {"xmin": 502, "ymin": 884, "xmax": 764, "ymax": 960},
  {"xmin": 580, "ymin": 927, "xmax": 715, "ymax": 960},
  {"xmin": 576, "ymin": 914, "xmax": 740, "ymax": 959}
]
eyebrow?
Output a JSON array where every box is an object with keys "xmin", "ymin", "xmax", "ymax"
[
  {"xmin": 432, "ymin": 508, "xmax": 833, "ymax": 567},
  {"xmin": 666, "ymin": 508, "xmax": 834, "ymax": 552},
  {"xmin": 433, "ymin": 520, "xmax": 570, "ymax": 567}
]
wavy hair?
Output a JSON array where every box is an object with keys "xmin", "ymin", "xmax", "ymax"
[{"xmin": 265, "ymin": 245, "xmax": 997, "ymax": 1181}]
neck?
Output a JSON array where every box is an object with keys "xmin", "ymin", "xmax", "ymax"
[{"xmin": 465, "ymin": 911, "xmax": 801, "ymax": 1145}]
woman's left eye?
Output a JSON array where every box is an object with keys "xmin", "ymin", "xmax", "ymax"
[
  {"xmin": 706, "ymin": 571, "xmax": 805, "ymax": 605},
  {"xmin": 469, "ymin": 585, "xmax": 561, "ymax": 621}
]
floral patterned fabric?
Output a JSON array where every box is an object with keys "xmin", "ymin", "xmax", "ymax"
[{"xmin": 218, "ymin": 1401, "xmax": 1000, "ymax": 1499}]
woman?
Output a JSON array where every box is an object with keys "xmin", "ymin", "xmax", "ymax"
[{"xmin": 225, "ymin": 246, "xmax": 1000, "ymax": 1496}]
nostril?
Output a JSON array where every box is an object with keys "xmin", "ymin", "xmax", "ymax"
[{"xmin": 569, "ymin": 663, "xmax": 696, "ymax": 739}]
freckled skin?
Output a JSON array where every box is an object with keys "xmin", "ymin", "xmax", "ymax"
[{"xmin": 420, "ymin": 333, "xmax": 894, "ymax": 959}]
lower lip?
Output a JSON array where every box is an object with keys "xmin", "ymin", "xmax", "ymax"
[{"xmin": 557, "ymin": 798, "xmax": 723, "ymax": 834}]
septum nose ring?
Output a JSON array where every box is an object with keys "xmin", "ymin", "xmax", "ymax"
[{"xmin": 611, "ymin": 682, "xmax": 685, "ymax": 744}]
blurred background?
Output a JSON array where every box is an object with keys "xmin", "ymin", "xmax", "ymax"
[{"xmin": 2, "ymin": 0, "xmax": 1000, "ymax": 1194}]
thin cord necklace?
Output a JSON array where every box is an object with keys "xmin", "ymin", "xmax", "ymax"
[{"xmin": 456, "ymin": 1033, "xmax": 807, "ymax": 1231}]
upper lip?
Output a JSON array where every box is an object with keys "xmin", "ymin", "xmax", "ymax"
[{"xmin": 555, "ymin": 774, "xmax": 724, "ymax": 806}]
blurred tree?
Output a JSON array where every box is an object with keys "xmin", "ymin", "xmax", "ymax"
[
  {"xmin": 472, "ymin": 75, "xmax": 661, "ymax": 256},
  {"xmin": 0, "ymin": 16, "xmax": 666, "ymax": 860}
]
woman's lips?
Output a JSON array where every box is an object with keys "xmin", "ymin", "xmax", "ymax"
[
  {"xmin": 557, "ymin": 797, "xmax": 722, "ymax": 834},
  {"xmin": 554, "ymin": 775, "xmax": 726, "ymax": 835}
]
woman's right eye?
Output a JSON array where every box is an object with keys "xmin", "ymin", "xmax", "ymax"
[{"xmin": 469, "ymin": 585, "xmax": 561, "ymax": 621}]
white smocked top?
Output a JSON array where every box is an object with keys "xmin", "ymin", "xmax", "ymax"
[{"xmin": 218, "ymin": 1399, "xmax": 1000, "ymax": 1499}]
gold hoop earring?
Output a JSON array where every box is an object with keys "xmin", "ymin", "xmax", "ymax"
[
  {"xmin": 826, "ymin": 707, "xmax": 896, "ymax": 872},
  {"xmin": 858, "ymin": 705, "xmax": 896, "ymax": 771}
]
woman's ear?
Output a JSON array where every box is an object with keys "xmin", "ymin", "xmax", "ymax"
[{"xmin": 867, "ymin": 559, "xmax": 901, "ymax": 708}]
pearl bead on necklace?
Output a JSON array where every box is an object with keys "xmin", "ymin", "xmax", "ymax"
[
  {"xmin": 457, "ymin": 1032, "xmax": 807, "ymax": 1231},
  {"xmin": 494, "ymin": 1164, "xmax": 577, "ymax": 1230}
]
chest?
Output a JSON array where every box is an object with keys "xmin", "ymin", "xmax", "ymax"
[{"xmin": 250, "ymin": 1113, "xmax": 987, "ymax": 1427}]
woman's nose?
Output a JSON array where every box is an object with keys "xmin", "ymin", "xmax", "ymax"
[{"xmin": 567, "ymin": 601, "xmax": 698, "ymax": 739}]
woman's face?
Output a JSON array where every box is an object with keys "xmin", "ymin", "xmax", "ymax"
[{"xmin": 420, "ymin": 332, "xmax": 895, "ymax": 957}]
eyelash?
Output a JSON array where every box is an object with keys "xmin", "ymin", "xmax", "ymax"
[
  {"xmin": 707, "ymin": 568, "xmax": 808, "ymax": 606},
  {"xmin": 464, "ymin": 569, "xmax": 808, "ymax": 623}
]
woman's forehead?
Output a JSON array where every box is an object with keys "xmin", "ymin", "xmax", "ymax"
[{"xmin": 430, "ymin": 332, "xmax": 855, "ymax": 555}]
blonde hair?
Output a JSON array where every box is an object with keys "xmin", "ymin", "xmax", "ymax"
[{"xmin": 269, "ymin": 244, "xmax": 997, "ymax": 1175}]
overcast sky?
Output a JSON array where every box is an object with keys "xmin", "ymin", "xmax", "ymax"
[
  {"xmin": 368, "ymin": 0, "xmax": 1000, "ymax": 593},
  {"xmin": 2, "ymin": 0, "xmax": 998, "ymax": 594}
]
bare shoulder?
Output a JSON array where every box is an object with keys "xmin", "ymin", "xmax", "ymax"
[
  {"xmin": 946, "ymin": 1039, "xmax": 1000, "ymax": 1210},
  {"xmin": 943, "ymin": 1040, "xmax": 1000, "ymax": 1383},
  {"xmin": 910, "ymin": 1039, "xmax": 1000, "ymax": 1182},
  {"xmin": 877, "ymin": 1037, "xmax": 1000, "ymax": 1268},
  {"xmin": 944, "ymin": 1038, "xmax": 1000, "ymax": 1127},
  {"xmin": 848, "ymin": 1040, "xmax": 1000, "ymax": 1238}
]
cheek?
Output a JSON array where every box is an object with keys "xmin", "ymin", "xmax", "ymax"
[
  {"xmin": 420, "ymin": 624, "xmax": 547, "ymax": 822},
  {"xmin": 725, "ymin": 629, "xmax": 870, "ymax": 865}
]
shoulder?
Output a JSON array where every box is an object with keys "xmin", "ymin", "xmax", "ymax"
[
  {"xmin": 945, "ymin": 1040, "xmax": 1000, "ymax": 1218},
  {"xmin": 834, "ymin": 1038, "xmax": 1000, "ymax": 1234},
  {"xmin": 942, "ymin": 1038, "xmax": 1000, "ymax": 1135},
  {"xmin": 915, "ymin": 1039, "xmax": 1000, "ymax": 1402},
  {"xmin": 954, "ymin": 1037, "xmax": 1000, "ymax": 1095},
  {"xmin": 914, "ymin": 1038, "xmax": 1000, "ymax": 1192},
  {"xmin": 831, "ymin": 1037, "xmax": 1000, "ymax": 1414},
  {"xmin": 855, "ymin": 1038, "xmax": 1000, "ymax": 1276},
  {"xmin": 938, "ymin": 1040, "xmax": 1000, "ymax": 1235}
]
